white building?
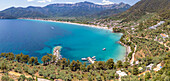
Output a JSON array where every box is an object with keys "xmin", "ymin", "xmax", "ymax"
[
  {"xmin": 154, "ymin": 64, "xmax": 162, "ymax": 71},
  {"xmin": 160, "ymin": 33, "xmax": 169, "ymax": 39},
  {"xmin": 149, "ymin": 21, "xmax": 165, "ymax": 29},
  {"xmin": 146, "ymin": 64, "xmax": 154, "ymax": 70},
  {"xmin": 116, "ymin": 70, "xmax": 127, "ymax": 77}
]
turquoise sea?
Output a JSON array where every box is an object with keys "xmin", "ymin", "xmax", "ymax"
[{"xmin": 0, "ymin": 19, "xmax": 126, "ymax": 62}]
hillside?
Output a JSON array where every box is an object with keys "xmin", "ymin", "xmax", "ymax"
[
  {"xmin": 0, "ymin": 1, "xmax": 130, "ymax": 19},
  {"xmin": 119, "ymin": 0, "xmax": 170, "ymax": 21}
]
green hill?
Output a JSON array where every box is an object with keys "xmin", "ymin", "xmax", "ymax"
[{"xmin": 119, "ymin": 0, "xmax": 170, "ymax": 21}]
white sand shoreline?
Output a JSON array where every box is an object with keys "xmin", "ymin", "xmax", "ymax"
[{"xmin": 20, "ymin": 18, "xmax": 112, "ymax": 31}]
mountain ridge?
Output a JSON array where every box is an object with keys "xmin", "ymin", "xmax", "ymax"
[{"xmin": 0, "ymin": 1, "xmax": 130, "ymax": 19}]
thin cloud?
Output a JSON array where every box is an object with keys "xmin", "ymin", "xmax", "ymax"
[
  {"xmin": 27, "ymin": 0, "xmax": 34, "ymax": 2},
  {"xmin": 38, "ymin": 0, "xmax": 52, "ymax": 3}
]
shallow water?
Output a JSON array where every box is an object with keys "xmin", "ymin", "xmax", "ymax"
[{"xmin": 0, "ymin": 19, "xmax": 126, "ymax": 62}]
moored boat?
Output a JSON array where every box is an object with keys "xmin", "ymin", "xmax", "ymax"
[
  {"xmin": 103, "ymin": 48, "xmax": 106, "ymax": 51},
  {"xmin": 51, "ymin": 27, "xmax": 54, "ymax": 30},
  {"xmin": 81, "ymin": 58, "xmax": 87, "ymax": 61},
  {"xmin": 92, "ymin": 56, "xmax": 96, "ymax": 59}
]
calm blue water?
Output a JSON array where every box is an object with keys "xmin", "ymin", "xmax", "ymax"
[{"xmin": 0, "ymin": 19, "xmax": 126, "ymax": 62}]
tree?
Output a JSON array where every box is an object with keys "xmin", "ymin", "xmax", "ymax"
[
  {"xmin": 96, "ymin": 75, "xmax": 102, "ymax": 81},
  {"xmin": 27, "ymin": 77, "xmax": 33, "ymax": 81},
  {"xmin": 22, "ymin": 55, "xmax": 30, "ymax": 63},
  {"xmin": 94, "ymin": 61, "xmax": 105, "ymax": 70},
  {"xmin": 61, "ymin": 58, "xmax": 68, "ymax": 69},
  {"xmin": 52, "ymin": 55, "xmax": 57, "ymax": 63},
  {"xmin": 34, "ymin": 57, "xmax": 39, "ymax": 65},
  {"xmin": 0, "ymin": 53, "xmax": 6, "ymax": 57},
  {"xmin": 1, "ymin": 75, "xmax": 13, "ymax": 81},
  {"xmin": 18, "ymin": 75, "xmax": 26, "ymax": 81},
  {"xmin": 68, "ymin": 59, "xmax": 70, "ymax": 65},
  {"xmin": 77, "ymin": 74, "xmax": 83, "ymax": 80},
  {"xmin": 123, "ymin": 61, "xmax": 130, "ymax": 68},
  {"xmin": 70, "ymin": 60, "xmax": 77, "ymax": 71},
  {"xmin": 41, "ymin": 56, "xmax": 46, "ymax": 65},
  {"xmin": 41, "ymin": 55, "xmax": 51, "ymax": 65},
  {"xmin": 5, "ymin": 53, "xmax": 15, "ymax": 61},
  {"xmin": 29, "ymin": 57, "xmax": 35, "ymax": 66},
  {"xmin": 0, "ymin": 61, "xmax": 8, "ymax": 73},
  {"xmin": 28, "ymin": 69, "xmax": 34, "ymax": 75},
  {"xmin": 15, "ymin": 54, "xmax": 21, "ymax": 62},
  {"xmin": 76, "ymin": 60, "xmax": 82, "ymax": 70},
  {"xmin": 145, "ymin": 72, "xmax": 151, "ymax": 80},
  {"xmin": 87, "ymin": 65, "xmax": 92, "ymax": 72},
  {"xmin": 105, "ymin": 59, "xmax": 114, "ymax": 69},
  {"xmin": 15, "ymin": 53, "xmax": 24, "ymax": 62},
  {"xmin": 80, "ymin": 63, "xmax": 86, "ymax": 72},
  {"xmin": 117, "ymin": 60, "xmax": 123, "ymax": 68},
  {"xmin": 132, "ymin": 65, "xmax": 139, "ymax": 75},
  {"xmin": 50, "ymin": 74, "xmax": 56, "ymax": 80},
  {"xmin": 164, "ymin": 76, "xmax": 170, "ymax": 81}
]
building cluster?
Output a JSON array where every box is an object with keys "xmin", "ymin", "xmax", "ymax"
[
  {"xmin": 160, "ymin": 33, "xmax": 169, "ymax": 39},
  {"xmin": 149, "ymin": 21, "xmax": 165, "ymax": 29}
]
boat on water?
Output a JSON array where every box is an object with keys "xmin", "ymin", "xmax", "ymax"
[
  {"xmin": 87, "ymin": 57, "xmax": 95, "ymax": 64},
  {"xmin": 103, "ymin": 48, "xmax": 106, "ymax": 51},
  {"xmin": 51, "ymin": 27, "xmax": 54, "ymax": 30},
  {"xmin": 92, "ymin": 56, "xmax": 96, "ymax": 59},
  {"xmin": 81, "ymin": 58, "xmax": 87, "ymax": 61}
]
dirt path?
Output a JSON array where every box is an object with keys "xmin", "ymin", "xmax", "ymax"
[
  {"xmin": 8, "ymin": 71, "xmax": 33, "ymax": 78},
  {"xmin": 37, "ymin": 78, "xmax": 51, "ymax": 81},
  {"xmin": 138, "ymin": 70, "xmax": 150, "ymax": 76},
  {"xmin": 130, "ymin": 45, "xmax": 137, "ymax": 65}
]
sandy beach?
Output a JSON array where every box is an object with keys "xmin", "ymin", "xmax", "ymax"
[
  {"xmin": 118, "ymin": 41, "xmax": 131, "ymax": 61},
  {"xmin": 20, "ymin": 18, "xmax": 112, "ymax": 31}
]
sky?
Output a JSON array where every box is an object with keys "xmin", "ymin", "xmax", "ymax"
[{"xmin": 0, "ymin": 0, "xmax": 140, "ymax": 11}]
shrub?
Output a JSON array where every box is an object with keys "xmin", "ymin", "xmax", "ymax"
[{"xmin": 1, "ymin": 75, "xmax": 10, "ymax": 81}]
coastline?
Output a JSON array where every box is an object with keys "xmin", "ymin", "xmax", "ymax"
[
  {"xmin": 20, "ymin": 18, "xmax": 112, "ymax": 31},
  {"xmin": 20, "ymin": 18, "xmax": 128, "ymax": 61},
  {"xmin": 118, "ymin": 41, "xmax": 131, "ymax": 61}
]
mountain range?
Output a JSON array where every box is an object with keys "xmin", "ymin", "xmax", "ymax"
[{"xmin": 0, "ymin": 1, "xmax": 131, "ymax": 19}]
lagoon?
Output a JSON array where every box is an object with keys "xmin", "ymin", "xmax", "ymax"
[{"xmin": 0, "ymin": 19, "xmax": 126, "ymax": 62}]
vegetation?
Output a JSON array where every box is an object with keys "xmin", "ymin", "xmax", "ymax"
[
  {"xmin": 119, "ymin": 0, "xmax": 170, "ymax": 21},
  {"xmin": 0, "ymin": 50, "xmax": 169, "ymax": 81}
]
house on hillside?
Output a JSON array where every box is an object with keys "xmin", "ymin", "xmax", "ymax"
[
  {"xmin": 160, "ymin": 33, "xmax": 168, "ymax": 39},
  {"xmin": 116, "ymin": 70, "xmax": 127, "ymax": 78},
  {"xmin": 146, "ymin": 64, "xmax": 154, "ymax": 70},
  {"xmin": 154, "ymin": 63, "xmax": 162, "ymax": 71},
  {"xmin": 149, "ymin": 21, "xmax": 165, "ymax": 29}
]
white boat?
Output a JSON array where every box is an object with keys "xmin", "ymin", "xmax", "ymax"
[
  {"xmin": 81, "ymin": 58, "xmax": 87, "ymax": 61},
  {"xmin": 92, "ymin": 56, "xmax": 96, "ymax": 59},
  {"xmin": 103, "ymin": 48, "xmax": 106, "ymax": 51},
  {"xmin": 51, "ymin": 27, "xmax": 54, "ymax": 30},
  {"xmin": 87, "ymin": 57, "xmax": 95, "ymax": 64}
]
